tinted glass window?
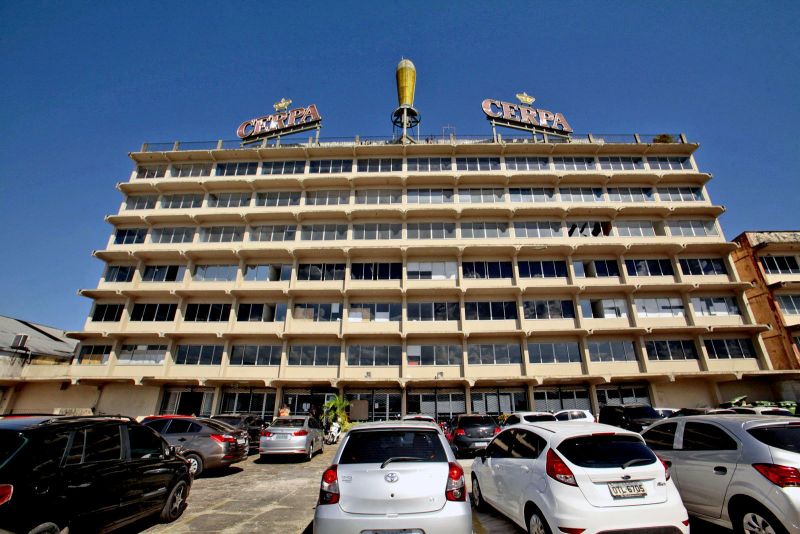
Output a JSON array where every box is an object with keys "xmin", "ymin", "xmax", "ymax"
[
  {"xmin": 144, "ymin": 419, "xmax": 169, "ymax": 433},
  {"xmin": 558, "ymin": 434, "xmax": 656, "ymax": 468},
  {"xmin": 505, "ymin": 416, "xmax": 520, "ymax": 425},
  {"xmin": 200, "ymin": 420, "xmax": 235, "ymax": 433},
  {"xmin": 340, "ymin": 430, "xmax": 446, "ymax": 464},
  {"xmin": 457, "ymin": 416, "xmax": 495, "ymax": 427},
  {"xmin": 65, "ymin": 430, "xmax": 86, "ymax": 465},
  {"xmin": 523, "ymin": 415, "xmax": 557, "ymax": 422},
  {"xmin": 271, "ymin": 418, "xmax": 307, "ymax": 428},
  {"xmin": 212, "ymin": 416, "xmax": 244, "ymax": 426},
  {"xmin": 642, "ymin": 423, "xmax": 678, "ymax": 451},
  {"xmin": 0, "ymin": 431, "xmax": 26, "ymax": 468},
  {"xmin": 748, "ymin": 425, "xmax": 800, "ymax": 453},
  {"xmin": 486, "ymin": 430, "xmax": 514, "ymax": 459},
  {"xmin": 682, "ymin": 423, "xmax": 737, "ymax": 451},
  {"xmin": 165, "ymin": 420, "xmax": 201, "ymax": 434},
  {"xmin": 129, "ymin": 425, "xmax": 165, "ymax": 459},
  {"xmin": 84, "ymin": 425, "xmax": 122, "ymax": 463},
  {"xmin": 625, "ymin": 406, "xmax": 660, "ymax": 419},
  {"xmin": 510, "ymin": 429, "xmax": 546, "ymax": 459},
  {"xmin": 30, "ymin": 431, "xmax": 69, "ymax": 472}
]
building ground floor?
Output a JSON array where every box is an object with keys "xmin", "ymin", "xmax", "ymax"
[{"xmin": 3, "ymin": 372, "xmax": 800, "ymax": 422}]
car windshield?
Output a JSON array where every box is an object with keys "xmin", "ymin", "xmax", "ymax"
[
  {"xmin": 761, "ymin": 409, "xmax": 793, "ymax": 416},
  {"xmin": 212, "ymin": 416, "xmax": 244, "ymax": 425},
  {"xmin": 340, "ymin": 430, "xmax": 447, "ymax": 465},
  {"xmin": 748, "ymin": 425, "xmax": 800, "ymax": 453},
  {"xmin": 557, "ymin": 434, "xmax": 657, "ymax": 469},
  {"xmin": 271, "ymin": 418, "xmax": 306, "ymax": 428},
  {"xmin": 458, "ymin": 416, "xmax": 495, "ymax": 427},
  {"xmin": 201, "ymin": 419, "xmax": 237, "ymax": 432},
  {"xmin": 524, "ymin": 414, "xmax": 557, "ymax": 422},
  {"xmin": 625, "ymin": 406, "xmax": 661, "ymax": 419},
  {"xmin": 0, "ymin": 431, "xmax": 26, "ymax": 469}
]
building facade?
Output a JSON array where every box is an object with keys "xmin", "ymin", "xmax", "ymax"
[{"xmin": 5, "ymin": 133, "xmax": 797, "ymax": 419}]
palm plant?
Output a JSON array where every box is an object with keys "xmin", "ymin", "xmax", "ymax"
[{"xmin": 323, "ymin": 394, "xmax": 350, "ymax": 426}]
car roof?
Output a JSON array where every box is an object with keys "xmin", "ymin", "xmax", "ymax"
[
  {"xmin": 347, "ymin": 420, "xmax": 442, "ymax": 432},
  {"xmin": 511, "ymin": 411, "xmax": 554, "ymax": 417},
  {"xmin": 0, "ymin": 415, "xmax": 133, "ymax": 431},
  {"xmin": 513, "ymin": 421, "xmax": 639, "ymax": 443},
  {"xmin": 664, "ymin": 414, "xmax": 800, "ymax": 430}
]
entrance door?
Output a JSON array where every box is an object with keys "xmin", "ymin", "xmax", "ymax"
[{"xmin": 177, "ymin": 392, "xmax": 205, "ymax": 416}]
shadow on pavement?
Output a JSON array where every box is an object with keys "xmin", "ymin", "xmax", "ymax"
[
  {"xmin": 255, "ymin": 455, "xmax": 309, "ymax": 464},
  {"xmin": 200, "ymin": 466, "xmax": 244, "ymax": 478},
  {"xmin": 300, "ymin": 521, "xmax": 313, "ymax": 534}
]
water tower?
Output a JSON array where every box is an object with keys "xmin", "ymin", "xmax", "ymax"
[{"xmin": 391, "ymin": 58, "xmax": 420, "ymax": 143}]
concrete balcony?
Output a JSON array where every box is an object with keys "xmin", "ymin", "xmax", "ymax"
[
  {"xmin": 287, "ymin": 321, "xmax": 340, "ymax": 336},
  {"xmin": 405, "ymin": 321, "xmax": 462, "ymax": 336},
  {"xmin": 222, "ymin": 366, "xmax": 281, "ymax": 380},
  {"xmin": 463, "ymin": 320, "xmax": 519, "ymax": 335},
  {"xmin": 281, "ymin": 366, "xmax": 339, "ymax": 380},
  {"xmin": 465, "ymin": 363, "xmax": 525, "ymax": 378},
  {"xmin": 646, "ymin": 359, "xmax": 702, "ymax": 374},
  {"xmin": 694, "ymin": 315, "xmax": 745, "ymax": 328},
  {"xmin": 344, "ymin": 321, "xmax": 401, "ymax": 336},
  {"xmin": 706, "ymin": 358, "xmax": 760, "ymax": 372},
  {"xmin": 341, "ymin": 366, "xmax": 401, "ymax": 380},
  {"xmin": 528, "ymin": 363, "xmax": 584, "ymax": 377},
  {"xmin": 168, "ymin": 365, "xmax": 225, "ymax": 379},
  {"xmin": 404, "ymin": 365, "xmax": 463, "ymax": 380},
  {"xmin": 636, "ymin": 316, "xmax": 688, "ymax": 329}
]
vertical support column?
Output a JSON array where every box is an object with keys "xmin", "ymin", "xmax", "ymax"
[
  {"xmin": 634, "ymin": 335, "xmax": 651, "ymax": 373},
  {"xmin": 527, "ymin": 383, "xmax": 536, "ymax": 411},
  {"xmin": 696, "ymin": 335, "xmax": 713, "ymax": 372},
  {"xmin": 209, "ymin": 385, "xmax": 222, "ymax": 416},
  {"xmin": 273, "ymin": 385, "xmax": 283, "ymax": 419},
  {"xmin": 588, "ymin": 383, "xmax": 600, "ymax": 418},
  {"xmin": 464, "ymin": 385, "xmax": 472, "ymax": 415},
  {"xmin": 400, "ymin": 385, "xmax": 407, "ymax": 417}
]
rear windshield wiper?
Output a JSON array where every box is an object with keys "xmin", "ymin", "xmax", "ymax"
[
  {"xmin": 622, "ymin": 458, "xmax": 653, "ymax": 469},
  {"xmin": 380, "ymin": 456, "xmax": 426, "ymax": 469}
]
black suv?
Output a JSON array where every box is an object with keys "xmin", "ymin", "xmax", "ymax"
[
  {"xmin": 598, "ymin": 404, "xmax": 663, "ymax": 431},
  {"xmin": 0, "ymin": 415, "xmax": 191, "ymax": 534},
  {"xmin": 210, "ymin": 414, "xmax": 265, "ymax": 450},
  {"xmin": 450, "ymin": 415, "xmax": 500, "ymax": 457}
]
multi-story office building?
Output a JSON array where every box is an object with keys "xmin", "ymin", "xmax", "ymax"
[{"xmin": 5, "ymin": 132, "xmax": 796, "ymax": 418}]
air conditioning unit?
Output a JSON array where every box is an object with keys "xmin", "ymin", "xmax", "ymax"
[{"xmin": 11, "ymin": 334, "xmax": 29, "ymax": 350}]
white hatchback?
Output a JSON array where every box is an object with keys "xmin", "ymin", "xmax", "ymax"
[
  {"xmin": 471, "ymin": 422, "xmax": 689, "ymax": 534},
  {"xmin": 313, "ymin": 421, "xmax": 472, "ymax": 534}
]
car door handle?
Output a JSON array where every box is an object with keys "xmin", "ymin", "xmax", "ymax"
[
  {"xmin": 519, "ymin": 465, "xmax": 530, "ymax": 473},
  {"xmin": 67, "ymin": 483, "xmax": 91, "ymax": 489},
  {"xmin": 713, "ymin": 466, "xmax": 727, "ymax": 475}
]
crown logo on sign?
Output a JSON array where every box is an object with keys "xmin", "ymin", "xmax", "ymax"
[
  {"xmin": 273, "ymin": 98, "xmax": 293, "ymax": 111},
  {"xmin": 515, "ymin": 92, "xmax": 535, "ymax": 105}
]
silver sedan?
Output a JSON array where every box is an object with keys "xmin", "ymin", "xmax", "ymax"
[{"xmin": 259, "ymin": 416, "xmax": 324, "ymax": 461}]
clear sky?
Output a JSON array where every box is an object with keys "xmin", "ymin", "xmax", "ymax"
[{"xmin": 0, "ymin": 1, "xmax": 798, "ymax": 331}]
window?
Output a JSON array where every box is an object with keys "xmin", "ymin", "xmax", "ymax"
[
  {"xmin": 616, "ymin": 221, "xmax": 656, "ymax": 237},
  {"xmin": 509, "ymin": 187, "xmax": 556, "ymax": 203},
  {"xmin": 142, "ymin": 265, "xmax": 185, "ymax": 282},
  {"xmin": 462, "ymin": 261, "xmax": 513, "ymax": 279},
  {"xmin": 407, "ymin": 188, "xmax": 454, "ymax": 204},
  {"xmin": 607, "ymin": 187, "xmax": 654, "ymax": 202},
  {"xmin": 292, "ymin": 303, "xmax": 342, "ymax": 322},
  {"xmin": 509, "ymin": 429, "xmax": 547, "ymax": 459},
  {"xmin": 692, "ymin": 296, "xmax": 740, "ymax": 316},
  {"xmin": 118, "ymin": 344, "xmax": 167, "ymax": 365},
  {"xmin": 236, "ymin": 303, "xmax": 286, "ymax": 322},
  {"xmin": 657, "ymin": 187, "xmax": 704, "ymax": 202},
  {"xmin": 559, "ymin": 187, "xmax": 603, "ymax": 202},
  {"xmin": 161, "ymin": 194, "xmax": 203, "ymax": 209},
  {"xmin": 527, "ymin": 342, "xmax": 581, "ymax": 364},
  {"xmin": 460, "ymin": 188, "xmax": 505, "ymax": 203},
  {"xmin": 200, "ymin": 226, "xmax": 245, "ymax": 242},
  {"xmin": 667, "ymin": 220, "xmax": 718, "ymax": 237},
  {"xmin": 648, "ymin": 157, "xmax": 692, "ymax": 171},
  {"xmin": 216, "ymin": 162, "xmax": 258, "ymax": 176},
  {"xmin": 566, "ymin": 221, "xmax": 611, "ymax": 238},
  {"xmin": 184, "ymin": 303, "xmax": 232, "ymax": 322},
  {"xmin": 407, "ymin": 222, "xmax": 455, "ymax": 239},
  {"xmin": 682, "ymin": 423, "xmax": 737, "ymax": 450},
  {"xmin": 523, "ymin": 300, "xmax": 575, "ymax": 320},
  {"xmin": 642, "ymin": 423, "xmax": 678, "ymax": 450},
  {"xmin": 77, "ymin": 345, "xmax": 112, "ymax": 364},
  {"xmin": 573, "ymin": 259, "xmax": 619, "ymax": 278},
  {"xmin": 193, "ymin": 264, "xmax": 238, "ymax": 282},
  {"xmin": 128, "ymin": 425, "xmax": 165, "ymax": 459},
  {"xmin": 136, "ymin": 165, "xmax": 166, "ymax": 179},
  {"xmin": 461, "ymin": 222, "xmax": 509, "ymax": 239},
  {"xmin": 151, "ymin": 227, "xmax": 194, "ymax": 244},
  {"xmin": 243, "ymin": 264, "xmax": 291, "ymax": 282},
  {"xmin": 347, "ymin": 345, "xmax": 402, "ymax": 366},
  {"xmin": 114, "ymin": 228, "xmax": 146, "ymax": 245},
  {"xmin": 105, "ymin": 265, "xmax": 135, "ymax": 283},
  {"xmin": 635, "ymin": 297, "xmax": 685, "ymax": 318},
  {"xmin": 350, "ymin": 262, "xmax": 402, "ymax": 280},
  {"xmin": 519, "ymin": 260, "xmax": 568, "ymax": 278},
  {"xmin": 91, "ymin": 304, "xmax": 124, "ymax": 322},
  {"xmin": 455, "ymin": 157, "xmax": 501, "ymax": 171},
  {"xmin": 261, "ymin": 160, "xmax": 305, "ymax": 175},
  {"xmin": 625, "ymin": 259, "xmax": 674, "ymax": 277},
  {"xmin": 515, "ymin": 221, "xmax": 562, "ymax": 238},
  {"xmin": 297, "ymin": 263, "xmax": 345, "ymax": 281},
  {"xmin": 305, "ymin": 190, "xmax": 350, "ymax": 205},
  {"xmin": 407, "ymin": 302, "xmax": 460, "ymax": 321},
  {"xmin": 680, "ymin": 258, "xmax": 727, "ymax": 276},
  {"xmin": 580, "ymin": 298, "xmax": 628, "ymax": 318},
  {"xmin": 406, "ymin": 157, "xmax": 452, "ymax": 172},
  {"xmin": 163, "ymin": 420, "xmax": 201, "ymax": 433},
  {"xmin": 355, "ymin": 189, "xmax": 402, "ymax": 204},
  {"xmin": 467, "ymin": 344, "xmax": 522, "ymax": 364},
  {"xmin": 553, "ymin": 157, "xmax": 595, "ymax": 171},
  {"xmin": 352, "ymin": 223, "xmax": 402, "ymax": 240},
  {"xmin": 406, "ymin": 261, "xmax": 457, "ymax": 280},
  {"xmin": 356, "ymin": 158, "xmax": 402, "ymax": 172},
  {"xmin": 174, "ymin": 345, "xmax": 224, "ymax": 365},
  {"xmin": 207, "ymin": 192, "xmax": 251, "ymax": 208},
  {"xmin": 348, "ymin": 302, "xmax": 401, "ymax": 322},
  {"xmin": 778, "ymin": 295, "xmax": 800, "ymax": 315},
  {"xmin": 287, "ymin": 345, "xmax": 340, "ymax": 366},
  {"xmin": 125, "ymin": 195, "xmax": 157, "ymax": 210},
  {"xmin": 171, "ymin": 163, "xmax": 211, "ymax": 177},
  {"xmin": 83, "ymin": 425, "xmax": 122, "ymax": 463},
  {"xmin": 760, "ymin": 256, "xmax": 800, "ymax": 275},
  {"xmin": 130, "ymin": 303, "xmax": 177, "ymax": 321},
  {"xmin": 309, "ymin": 159, "xmax": 353, "ymax": 173},
  {"xmin": 645, "ymin": 340, "xmax": 698, "ymax": 360},
  {"xmin": 588, "ymin": 340, "xmax": 637, "ymax": 362},
  {"xmin": 255, "ymin": 191, "xmax": 300, "ymax": 206},
  {"xmin": 250, "ymin": 225, "xmax": 296, "ymax": 242},
  {"xmin": 230, "ymin": 345, "xmax": 281, "ymax": 365},
  {"xmin": 599, "ymin": 156, "xmax": 644, "ymax": 170},
  {"xmin": 505, "ymin": 156, "xmax": 549, "ymax": 171},
  {"xmin": 464, "ymin": 301, "xmax": 518, "ymax": 320},
  {"xmin": 300, "ymin": 224, "xmax": 347, "ymax": 241},
  {"xmin": 407, "ymin": 345, "xmax": 462, "ymax": 365},
  {"xmin": 704, "ymin": 338, "xmax": 756, "ymax": 359}
]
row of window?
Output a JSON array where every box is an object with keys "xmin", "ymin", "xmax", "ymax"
[
  {"xmin": 135, "ymin": 156, "xmax": 694, "ymax": 179},
  {"xmin": 760, "ymin": 256, "xmax": 800, "ymax": 275}
]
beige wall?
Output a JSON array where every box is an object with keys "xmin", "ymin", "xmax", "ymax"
[
  {"xmin": 10, "ymin": 382, "xmax": 100, "ymax": 414},
  {"xmin": 95, "ymin": 383, "xmax": 161, "ymax": 416},
  {"xmin": 651, "ymin": 379, "xmax": 716, "ymax": 408},
  {"xmin": 717, "ymin": 379, "xmax": 777, "ymax": 403}
]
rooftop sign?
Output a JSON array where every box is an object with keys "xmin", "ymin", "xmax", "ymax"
[
  {"xmin": 237, "ymin": 100, "xmax": 322, "ymax": 144},
  {"xmin": 481, "ymin": 93, "xmax": 572, "ymax": 135}
]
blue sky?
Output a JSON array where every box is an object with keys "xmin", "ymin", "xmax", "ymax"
[{"xmin": 0, "ymin": 1, "xmax": 798, "ymax": 330}]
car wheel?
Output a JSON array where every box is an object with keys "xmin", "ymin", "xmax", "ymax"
[
  {"xmin": 528, "ymin": 508, "xmax": 552, "ymax": 534},
  {"xmin": 185, "ymin": 453, "xmax": 203, "ymax": 477},
  {"xmin": 736, "ymin": 504, "xmax": 788, "ymax": 534},
  {"xmin": 471, "ymin": 476, "xmax": 488, "ymax": 512},
  {"xmin": 159, "ymin": 479, "xmax": 189, "ymax": 523},
  {"xmin": 28, "ymin": 523, "xmax": 61, "ymax": 534}
]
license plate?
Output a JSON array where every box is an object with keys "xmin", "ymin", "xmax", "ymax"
[
  {"xmin": 237, "ymin": 438, "xmax": 246, "ymax": 445},
  {"xmin": 471, "ymin": 441, "xmax": 489, "ymax": 448},
  {"xmin": 275, "ymin": 434, "xmax": 291, "ymax": 440},
  {"xmin": 608, "ymin": 481, "xmax": 646, "ymax": 498}
]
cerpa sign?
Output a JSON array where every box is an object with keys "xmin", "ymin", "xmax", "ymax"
[
  {"xmin": 237, "ymin": 100, "xmax": 321, "ymax": 143},
  {"xmin": 481, "ymin": 96, "xmax": 572, "ymax": 134}
]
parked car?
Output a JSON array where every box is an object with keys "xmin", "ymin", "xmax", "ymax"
[
  {"xmin": 313, "ymin": 420, "xmax": 472, "ymax": 534},
  {"xmin": 259, "ymin": 416, "xmax": 324, "ymax": 461},
  {"xmin": 599, "ymin": 404, "xmax": 664, "ymax": 431},
  {"xmin": 554, "ymin": 409, "xmax": 596, "ymax": 422},
  {"xmin": 142, "ymin": 416, "xmax": 248, "ymax": 476},
  {"xmin": 728, "ymin": 406, "xmax": 795, "ymax": 416},
  {"xmin": 642, "ymin": 415, "xmax": 800, "ymax": 533},
  {"xmin": 668, "ymin": 408, "xmax": 736, "ymax": 418},
  {"xmin": 210, "ymin": 414, "xmax": 265, "ymax": 449},
  {"xmin": 470, "ymin": 422, "xmax": 689, "ymax": 534},
  {"xmin": 0, "ymin": 415, "xmax": 191, "ymax": 534},
  {"xmin": 654, "ymin": 407, "xmax": 678, "ymax": 418},
  {"xmin": 449, "ymin": 415, "xmax": 500, "ymax": 457},
  {"xmin": 401, "ymin": 414, "xmax": 437, "ymax": 424},
  {"xmin": 503, "ymin": 412, "xmax": 557, "ymax": 425}
]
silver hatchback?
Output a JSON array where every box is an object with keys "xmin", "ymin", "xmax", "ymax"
[{"xmin": 259, "ymin": 416, "xmax": 324, "ymax": 461}]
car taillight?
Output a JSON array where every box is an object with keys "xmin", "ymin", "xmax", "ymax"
[
  {"xmin": 293, "ymin": 429, "xmax": 309, "ymax": 436},
  {"xmin": 493, "ymin": 426, "xmax": 501, "ymax": 435},
  {"xmin": 546, "ymin": 448, "xmax": 577, "ymax": 486},
  {"xmin": 753, "ymin": 463, "xmax": 800, "ymax": 487},
  {"xmin": 656, "ymin": 454, "xmax": 671, "ymax": 481},
  {"xmin": 261, "ymin": 430, "xmax": 272, "ymax": 437},
  {"xmin": 455, "ymin": 428, "xmax": 465, "ymax": 436},
  {"xmin": 209, "ymin": 434, "xmax": 236, "ymax": 444},
  {"xmin": 318, "ymin": 465, "xmax": 339, "ymax": 505},
  {"xmin": 445, "ymin": 462, "xmax": 466, "ymax": 501},
  {"xmin": 0, "ymin": 485, "xmax": 12, "ymax": 506}
]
